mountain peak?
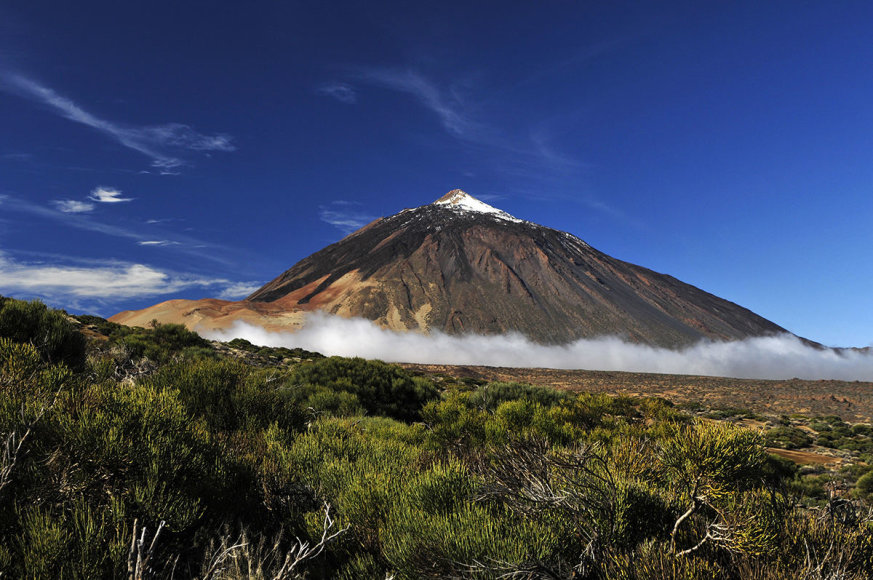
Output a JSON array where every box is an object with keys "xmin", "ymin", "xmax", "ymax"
[
  {"xmin": 113, "ymin": 190, "xmax": 789, "ymax": 347},
  {"xmin": 431, "ymin": 189, "xmax": 521, "ymax": 222}
]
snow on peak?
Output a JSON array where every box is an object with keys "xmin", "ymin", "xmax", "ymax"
[{"xmin": 432, "ymin": 189, "xmax": 521, "ymax": 222}]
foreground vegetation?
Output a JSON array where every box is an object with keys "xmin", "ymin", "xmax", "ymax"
[{"xmin": 1, "ymin": 296, "xmax": 871, "ymax": 579}]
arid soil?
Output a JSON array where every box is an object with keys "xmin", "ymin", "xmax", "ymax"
[
  {"xmin": 767, "ymin": 448, "xmax": 841, "ymax": 466},
  {"xmin": 399, "ymin": 363, "xmax": 873, "ymax": 423}
]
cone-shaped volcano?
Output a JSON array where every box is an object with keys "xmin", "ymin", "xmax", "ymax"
[{"xmin": 112, "ymin": 190, "xmax": 788, "ymax": 347}]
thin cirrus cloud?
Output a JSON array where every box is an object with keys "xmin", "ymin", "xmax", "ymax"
[
  {"xmin": 346, "ymin": 68, "xmax": 584, "ymax": 173},
  {"xmin": 217, "ymin": 282, "xmax": 263, "ymax": 300},
  {"xmin": 351, "ymin": 68, "xmax": 479, "ymax": 139},
  {"xmin": 0, "ymin": 193, "xmax": 141, "ymax": 240},
  {"xmin": 0, "ymin": 251, "xmax": 258, "ymax": 301},
  {"xmin": 0, "ymin": 193, "xmax": 236, "ymax": 265},
  {"xmin": 137, "ymin": 240, "xmax": 180, "ymax": 247},
  {"xmin": 316, "ymin": 82, "xmax": 357, "ymax": 104},
  {"xmin": 344, "ymin": 66, "xmax": 623, "ymax": 217},
  {"xmin": 88, "ymin": 186, "xmax": 133, "ymax": 203},
  {"xmin": 0, "ymin": 72, "xmax": 235, "ymax": 173},
  {"xmin": 53, "ymin": 199, "xmax": 95, "ymax": 213},
  {"xmin": 318, "ymin": 201, "xmax": 377, "ymax": 234}
]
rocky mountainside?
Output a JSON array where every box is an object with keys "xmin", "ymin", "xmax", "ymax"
[{"xmin": 112, "ymin": 190, "xmax": 788, "ymax": 347}]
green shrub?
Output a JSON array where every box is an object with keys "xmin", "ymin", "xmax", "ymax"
[
  {"xmin": 57, "ymin": 382, "xmax": 216, "ymax": 531},
  {"xmin": 658, "ymin": 421, "xmax": 770, "ymax": 555},
  {"xmin": 383, "ymin": 501, "xmax": 561, "ymax": 579},
  {"xmin": 465, "ymin": 381, "xmax": 571, "ymax": 411},
  {"xmin": 303, "ymin": 387, "xmax": 364, "ymax": 417},
  {"xmin": 118, "ymin": 322, "xmax": 208, "ymax": 362},
  {"xmin": 421, "ymin": 393, "xmax": 491, "ymax": 452},
  {"xmin": 765, "ymin": 426, "xmax": 814, "ymax": 449},
  {"xmin": 226, "ymin": 337, "xmax": 323, "ymax": 361},
  {"xmin": 4, "ymin": 295, "xmax": 873, "ymax": 577},
  {"xmin": 856, "ymin": 470, "xmax": 873, "ymax": 500},
  {"xmin": 288, "ymin": 357, "xmax": 439, "ymax": 421},
  {"xmin": 638, "ymin": 397, "xmax": 686, "ymax": 422},
  {"xmin": 72, "ymin": 314, "xmax": 127, "ymax": 337},
  {"xmin": 140, "ymin": 359, "xmax": 305, "ymax": 434},
  {"xmin": 0, "ymin": 297, "xmax": 86, "ymax": 370}
]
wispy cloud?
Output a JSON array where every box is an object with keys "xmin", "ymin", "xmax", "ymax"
[
  {"xmin": 529, "ymin": 125, "xmax": 588, "ymax": 172},
  {"xmin": 0, "ymin": 251, "xmax": 248, "ymax": 300},
  {"xmin": 339, "ymin": 64, "xmax": 631, "ymax": 221},
  {"xmin": 48, "ymin": 186, "xmax": 131, "ymax": 216},
  {"xmin": 0, "ymin": 193, "xmax": 235, "ymax": 265},
  {"xmin": 137, "ymin": 240, "xmax": 179, "ymax": 247},
  {"xmin": 317, "ymin": 82, "xmax": 357, "ymax": 104},
  {"xmin": 89, "ymin": 186, "xmax": 132, "ymax": 203},
  {"xmin": 53, "ymin": 199, "xmax": 95, "ymax": 213},
  {"xmin": 349, "ymin": 68, "xmax": 599, "ymax": 186},
  {"xmin": 0, "ymin": 72, "xmax": 235, "ymax": 173},
  {"xmin": 318, "ymin": 201, "xmax": 377, "ymax": 234},
  {"xmin": 1, "ymin": 152, "xmax": 32, "ymax": 162},
  {"xmin": 217, "ymin": 281, "xmax": 263, "ymax": 300},
  {"xmin": 353, "ymin": 68, "xmax": 480, "ymax": 139},
  {"xmin": 0, "ymin": 193, "xmax": 141, "ymax": 240}
]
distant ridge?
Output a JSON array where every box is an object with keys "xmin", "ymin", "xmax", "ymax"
[{"xmin": 113, "ymin": 189, "xmax": 788, "ymax": 347}]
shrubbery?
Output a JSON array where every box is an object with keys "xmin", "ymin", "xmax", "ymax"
[
  {"xmin": 1, "ymin": 296, "xmax": 871, "ymax": 578},
  {"xmin": 765, "ymin": 425, "xmax": 814, "ymax": 449},
  {"xmin": 0, "ymin": 296, "xmax": 86, "ymax": 370},
  {"xmin": 287, "ymin": 356, "xmax": 439, "ymax": 421}
]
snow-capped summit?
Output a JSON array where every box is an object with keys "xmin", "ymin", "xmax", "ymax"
[{"xmin": 432, "ymin": 189, "xmax": 521, "ymax": 223}]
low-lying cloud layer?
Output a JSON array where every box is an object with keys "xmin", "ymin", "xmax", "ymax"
[{"xmin": 206, "ymin": 312, "xmax": 873, "ymax": 382}]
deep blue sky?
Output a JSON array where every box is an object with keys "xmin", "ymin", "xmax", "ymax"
[{"xmin": 1, "ymin": 1, "xmax": 871, "ymax": 347}]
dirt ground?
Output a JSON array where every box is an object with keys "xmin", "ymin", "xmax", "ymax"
[{"xmin": 399, "ymin": 363, "xmax": 873, "ymax": 423}]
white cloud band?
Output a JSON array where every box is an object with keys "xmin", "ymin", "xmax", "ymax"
[
  {"xmin": 206, "ymin": 313, "xmax": 873, "ymax": 381},
  {"xmin": 0, "ymin": 252, "xmax": 257, "ymax": 301}
]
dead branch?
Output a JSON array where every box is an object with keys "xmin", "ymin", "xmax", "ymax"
[
  {"xmin": 128, "ymin": 519, "xmax": 166, "ymax": 580},
  {"xmin": 199, "ymin": 502, "xmax": 349, "ymax": 580}
]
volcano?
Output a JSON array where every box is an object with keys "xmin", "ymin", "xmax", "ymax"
[{"xmin": 111, "ymin": 190, "xmax": 788, "ymax": 347}]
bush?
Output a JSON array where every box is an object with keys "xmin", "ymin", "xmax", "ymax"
[
  {"xmin": 288, "ymin": 357, "xmax": 439, "ymax": 421},
  {"xmin": 118, "ymin": 322, "xmax": 209, "ymax": 362},
  {"xmin": 226, "ymin": 337, "xmax": 323, "ymax": 361},
  {"xmin": 465, "ymin": 381, "xmax": 571, "ymax": 411},
  {"xmin": 0, "ymin": 297, "xmax": 86, "ymax": 370},
  {"xmin": 141, "ymin": 359, "xmax": 305, "ymax": 434},
  {"xmin": 765, "ymin": 426, "xmax": 814, "ymax": 449},
  {"xmin": 856, "ymin": 470, "xmax": 873, "ymax": 500},
  {"xmin": 4, "ymin": 296, "xmax": 873, "ymax": 578}
]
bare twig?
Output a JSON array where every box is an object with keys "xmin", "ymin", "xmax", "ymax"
[
  {"xmin": 128, "ymin": 519, "xmax": 166, "ymax": 580},
  {"xmin": 199, "ymin": 502, "xmax": 349, "ymax": 580},
  {"xmin": 272, "ymin": 503, "xmax": 349, "ymax": 579}
]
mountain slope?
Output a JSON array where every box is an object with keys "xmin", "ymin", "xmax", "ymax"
[{"xmin": 113, "ymin": 190, "xmax": 788, "ymax": 347}]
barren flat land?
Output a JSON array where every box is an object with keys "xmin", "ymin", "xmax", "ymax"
[{"xmin": 400, "ymin": 363, "xmax": 873, "ymax": 423}]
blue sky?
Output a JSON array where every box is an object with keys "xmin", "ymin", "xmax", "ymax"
[{"xmin": 0, "ymin": 1, "xmax": 871, "ymax": 347}]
